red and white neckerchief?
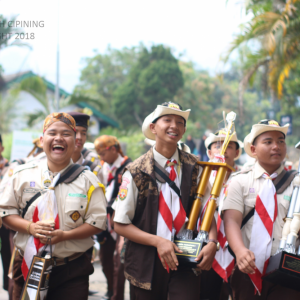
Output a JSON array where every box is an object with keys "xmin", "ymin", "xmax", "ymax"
[
  {"xmin": 105, "ymin": 164, "xmax": 117, "ymax": 202},
  {"xmin": 157, "ymin": 159, "xmax": 186, "ymax": 242},
  {"xmin": 21, "ymin": 172, "xmax": 60, "ymax": 279},
  {"xmin": 248, "ymin": 172, "xmax": 278, "ymax": 294},
  {"xmin": 212, "ymin": 180, "xmax": 235, "ymax": 282}
]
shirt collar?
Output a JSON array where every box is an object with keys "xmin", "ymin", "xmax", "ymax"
[
  {"xmin": 42, "ymin": 159, "xmax": 73, "ymax": 178},
  {"xmin": 153, "ymin": 146, "xmax": 179, "ymax": 168},
  {"xmin": 253, "ymin": 161, "xmax": 284, "ymax": 179},
  {"xmin": 108, "ymin": 153, "xmax": 124, "ymax": 169},
  {"xmin": 75, "ymin": 154, "xmax": 84, "ymax": 165}
]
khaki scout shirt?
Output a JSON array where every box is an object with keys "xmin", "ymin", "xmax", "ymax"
[
  {"xmin": 113, "ymin": 147, "xmax": 207, "ymax": 225},
  {"xmin": 0, "ymin": 159, "xmax": 107, "ymax": 258},
  {"xmin": 222, "ymin": 162, "xmax": 293, "ymax": 256}
]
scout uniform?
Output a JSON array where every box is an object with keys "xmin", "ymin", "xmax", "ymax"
[
  {"xmin": 0, "ymin": 113, "xmax": 107, "ymax": 300},
  {"xmin": 67, "ymin": 112, "xmax": 103, "ymax": 180},
  {"xmin": 222, "ymin": 120, "xmax": 300, "ymax": 299},
  {"xmin": 0, "ymin": 140, "xmax": 46, "ymax": 299},
  {"xmin": 200, "ymin": 130, "xmax": 242, "ymax": 300},
  {"xmin": 94, "ymin": 135, "xmax": 132, "ymax": 300},
  {"xmin": 0, "ymin": 134, "xmax": 9, "ymax": 182},
  {"xmin": 112, "ymin": 103, "xmax": 212, "ymax": 300}
]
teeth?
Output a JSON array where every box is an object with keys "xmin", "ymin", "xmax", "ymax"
[
  {"xmin": 168, "ymin": 133, "xmax": 178, "ymax": 136},
  {"xmin": 53, "ymin": 145, "xmax": 64, "ymax": 149}
]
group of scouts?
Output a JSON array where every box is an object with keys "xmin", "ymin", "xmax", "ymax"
[{"xmin": 0, "ymin": 101, "xmax": 297, "ymax": 300}]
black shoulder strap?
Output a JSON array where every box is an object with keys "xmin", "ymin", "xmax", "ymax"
[
  {"xmin": 12, "ymin": 159, "xmax": 26, "ymax": 165},
  {"xmin": 153, "ymin": 164, "xmax": 181, "ymax": 198},
  {"xmin": 83, "ymin": 160, "xmax": 98, "ymax": 171},
  {"xmin": 22, "ymin": 164, "xmax": 86, "ymax": 218},
  {"xmin": 81, "ymin": 148, "xmax": 91, "ymax": 159}
]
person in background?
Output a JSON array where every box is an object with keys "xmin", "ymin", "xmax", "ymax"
[
  {"xmin": 185, "ymin": 134, "xmax": 196, "ymax": 154},
  {"xmin": 198, "ymin": 134, "xmax": 208, "ymax": 161},
  {"xmin": 94, "ymin": 135, "xmax": 132, "ymax": 300}
]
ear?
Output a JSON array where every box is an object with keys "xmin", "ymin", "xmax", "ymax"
[
  {"xmin": 250, "ymin": 145, "xmax": 257, "ymax": 157},
  {"xmin": 207, "ymin": 149, "xmax": 214, "ymax": 159},
  {"xmin": 149, "ymin": 123, "xmax": 157, "ymax": 135},
  {"xmin": 234, "ymin": 149, "xmax": 239, "ymax": 159},
  {"xmin": 40, "ymin": 136, "xmax": 44, "ymax": 148}
]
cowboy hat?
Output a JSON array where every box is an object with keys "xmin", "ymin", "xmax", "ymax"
[
  {"xmin": 243, "ymin": 120, "xmax": 289, "ymax": 158},
  {"xmin": 205, "ymin": 130, "xmax": 243, "ymax": 161},
  {"xmin": 142, "ymin": 102, "xmax": 190, "ymax": 140}
]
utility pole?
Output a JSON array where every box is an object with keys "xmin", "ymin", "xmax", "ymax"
[{"xmin": 55, "ymin": 0, "xmax": 60, "ymax": 111}]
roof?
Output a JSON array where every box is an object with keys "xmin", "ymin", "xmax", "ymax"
[{"xmin": 1, "ymin": 71, "xmax": 119, "ymax": 128}]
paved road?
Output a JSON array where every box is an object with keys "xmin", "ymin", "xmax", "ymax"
[{"xmin": 0, "ymin": 257, "xmax": 130, "ymax": 300}]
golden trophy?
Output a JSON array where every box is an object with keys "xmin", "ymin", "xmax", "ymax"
[{"xmin": 175, "ymin": 112, "xmax": 236, "ymax": 267}]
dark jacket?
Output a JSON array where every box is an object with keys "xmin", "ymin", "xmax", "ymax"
[{"xmin": 124, "ymin": 148, "xmax": 200, "ymax": 290}]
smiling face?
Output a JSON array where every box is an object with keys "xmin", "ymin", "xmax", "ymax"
[
  {"xmin": 98, "ymin": 146, "xmax": 119, "ymax": 165},
  {"xmin": 250, "ymin": 131, "xmax": 286, "ymax": 169},
  {"xmin": 40, "ymin": 121, "xmax": 75, "ymax": 169},
  {"xmin": 149, "ymin": 114, "xmax": 186, "ymax": 147}
]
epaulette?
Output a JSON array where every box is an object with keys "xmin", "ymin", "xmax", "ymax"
[
  {"xmin": 231, "ymin": 166, "xmax": 254, "ymax": 177},
  {"xmin": 13, "ymin": 162, "xmax": 38, "ymax": 175}
]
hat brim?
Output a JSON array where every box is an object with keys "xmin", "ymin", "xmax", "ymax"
[
  {"xmin": 142, "ymin": 106, "xmax": 190, "ymax": 140},
  {"xmin": 244, "ymin": 124, "xmax": 289, "ymax": 158}
]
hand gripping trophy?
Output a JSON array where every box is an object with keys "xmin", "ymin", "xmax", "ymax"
[
  {"xmin": 174, "ymin": 111, "xmax": 236, "ymax": 267},
  {"xmin": 264, "ymin": 142, "xmax": 300, "ymax": 291}
]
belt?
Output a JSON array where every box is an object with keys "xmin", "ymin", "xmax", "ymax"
[
  {"xmin": 17, "ymin": 248, "xmax": 83, "ymax": 267},
  {"xmin": 52, "ymin": 252, "xmax": 84, "ymax": 267}
]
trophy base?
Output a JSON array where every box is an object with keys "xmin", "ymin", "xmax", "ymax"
[
  {"xmin": 174, "ymin": 239, "xmax": 206, "ymax": 268},
  {"xmin": 263, "ymin": 251, "xmax": 300, "ymax": 292}
]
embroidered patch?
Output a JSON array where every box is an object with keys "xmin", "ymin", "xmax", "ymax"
[
  {"xmin": 118, "ymin": 188, "xmax": 128, "ymax": 200},
  {"xmin": 249, "ymin": 188, "xmax": 255, "ymax": 193},
  {"xmin": 68, "ymin": 193, "xmax": 87, "ymax": 198},
  {"xmin": 168, "ymin": 103, "xmax": 180, "ymax": 110},
  {"xmin": 284, "ymin": 195, "xmax": 291, "ymax": 201},
  {"xmin": 30, "ymin": 181, "xmax": 35, "ymax": 187},
  {"xmin": 43, "ymin": 179, "xmax": 51, "ymax": 188},
  {"xmin": 70, "ymin": 211, "xmax": 81, "ymax": 222},
  {"xmin": 269, "ymin": 120, "xmax": 279, "ymax": 126},
  {"xmin": 8, "ymin": 169, "xmax": 13, "ymax": 177}
]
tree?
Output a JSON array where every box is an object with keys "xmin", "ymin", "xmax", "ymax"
[
  {"xmin": 74, "ymin": 45, "xmax": 142, "ymax": 115},
  {"xmin": 0, "ymin": 15, "xmax": 29, "ymax": 74},
  {"xmin": 0, "ymin": 91, "xmax": 19, "ymax": 133},
  {"xmin": 224, "ymin": 0, "xmax": 300, "ymax": 114},
  {"xmin": 113, "ymin": 45, "xmax": 184, "ymax": 127}
]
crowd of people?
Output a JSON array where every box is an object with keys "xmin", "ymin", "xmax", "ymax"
[{"xmin": 0, "ymin": 102, "xmax": 298, "ymax": 300}]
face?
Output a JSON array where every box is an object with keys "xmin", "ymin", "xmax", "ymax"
[
  {"xmin": 40, "ymin": 121, "xmax": 75, "ymax": 167},
  {"xmin": 74, "ymin": 126, "xmax": 87, "ymax": 154},
  {"xmin": 98, "ymin": 146, "xmax": 119, "ymax": 164},
  {"xmin": 208, "ymin": 141, "xmax": 239, "ymax": 166},
  {"xmin": 149, "ymin": 114, "xmax": 186, "ymax": 146},
  {"xmin": 250, "ymin": 131, "xmax": 286, "ymax": 166}
]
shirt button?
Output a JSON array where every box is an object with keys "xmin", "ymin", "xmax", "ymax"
[
  {"xmin": 3, "ymin": 212, "xmax": 5, "ymax": 215},
  {"xmin": 93, "ymin": 222, "xmax": 96, "ymax": 225},
  {"xmin": 81, "ymin": 206, "xmax": 83, "ymax": 209},
  {"xmin": 273, "ymin": 238, "xmax": 275, "ymax": 241}
]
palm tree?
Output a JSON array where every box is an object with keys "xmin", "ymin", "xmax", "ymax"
[{"xmin": 224, "ymin": 0, "xmax": 300, "ymax": 120}]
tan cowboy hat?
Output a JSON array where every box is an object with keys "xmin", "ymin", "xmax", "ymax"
[
  {"xmin": 142, "ymin": 102, "xmax": 190, "ymax": 140},
  {"xmin": 244, "ymin": 120, "xmax": 289, "ymax": 158},
  {"xmin": 144, "ymin": 138, "xmax": 191, "ymax": 153},
  {"xmin": 205, "ymin": 130, "xmax": 243, "ymax": 161}
]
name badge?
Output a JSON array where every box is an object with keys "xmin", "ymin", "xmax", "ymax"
[{"xmin": 284, "ymin": 195, "xmax": 291, "ymax": 201}]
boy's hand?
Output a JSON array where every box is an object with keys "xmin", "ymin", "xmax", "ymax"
[
  {"xmin": 156, "ymin": 237, "xmax": 182, "ymax": 271},
  {"xmin": 29, "ymin": 221, "xmax": 54, "ymax": 238},
  {"xmin": 236, "ymin": 247, "xmax": 256, "ymax": 274},
  {"xmin": 195, "ymin": 242, "xmax": 217, "ymax": 270},
  {"xmin": 39, "ymin": 229, "xmax": 65, "ymax": 245}
]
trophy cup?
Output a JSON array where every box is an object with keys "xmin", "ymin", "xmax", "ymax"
[
  {"xmin": 263, "ymin": 142, "xmax": 300, "ymax": 291},
  {"xmin": 174, "ymin": 112, "xmax": 236, "ymax": 267}
]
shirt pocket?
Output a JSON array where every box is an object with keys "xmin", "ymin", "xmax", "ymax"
[
  {"xmin": 21, "ymin": 188, "xmax": 43, "ymax": 209},
  {"xmin": 64, "ymin": 196, "xmax": 87, "ymax": 228},
  {"xmin": 278, "ymin": 194, "xmax": 290, "ymax": 227}
]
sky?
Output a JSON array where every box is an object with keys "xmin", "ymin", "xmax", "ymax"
[{"xmin": 0, "ymin": 0, "xmax": 248, "ymax": 93}]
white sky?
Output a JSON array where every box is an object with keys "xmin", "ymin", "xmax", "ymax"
[{"xmin": 0, "ymin": 0, "xmax": 247, "ymax": 93}]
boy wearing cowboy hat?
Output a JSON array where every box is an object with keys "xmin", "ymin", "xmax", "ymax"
[
  {"xmin": 222, "ymin": 120, "xmax": 300, "ymax": 299},
  {"xmin": 200, "ymin": 130, "xmax": 243, "ymax": 300},
  {"xmin": 112, "ymin": 102, "xmax": 217, "ymax": 300}
]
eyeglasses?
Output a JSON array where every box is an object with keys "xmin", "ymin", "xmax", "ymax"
[{"xmin": 258, "ymin": 119, "xmax": 281, "ymax": 126}]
